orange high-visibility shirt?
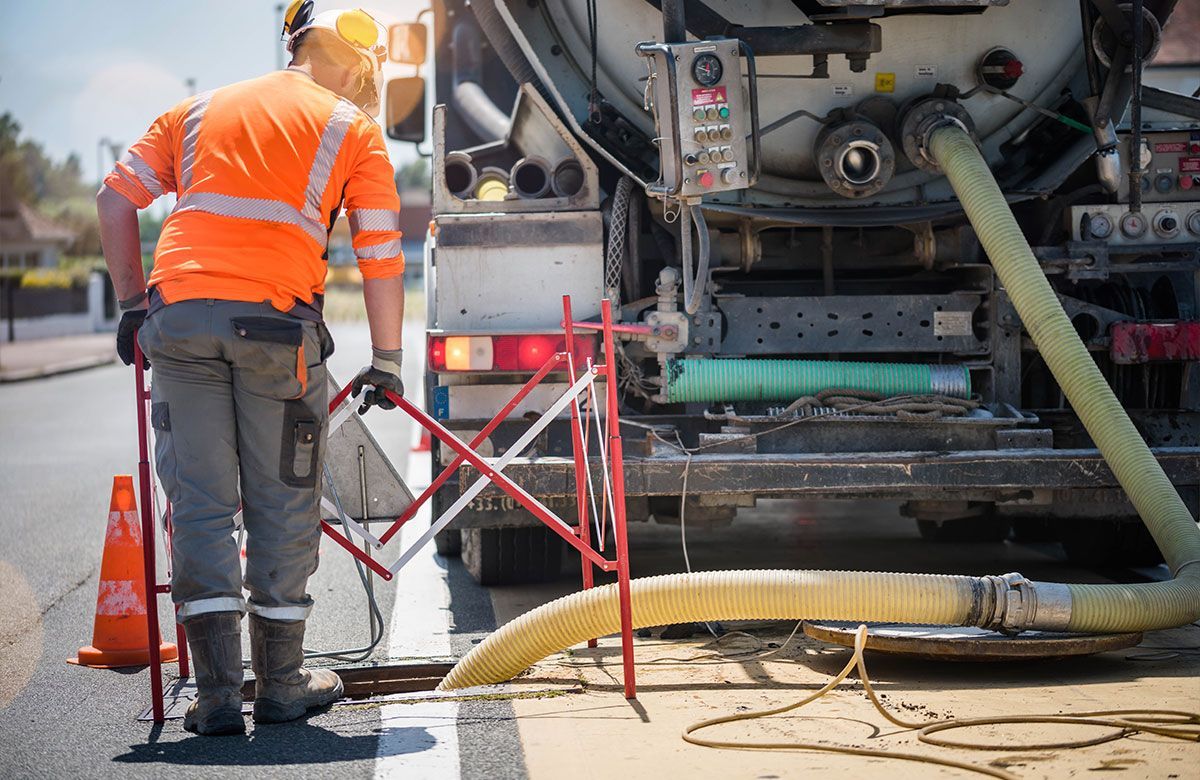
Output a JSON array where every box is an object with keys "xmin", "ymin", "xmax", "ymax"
[{"xmin": 104, "ymin": 69, "xmax": 404, "ymax": 313}]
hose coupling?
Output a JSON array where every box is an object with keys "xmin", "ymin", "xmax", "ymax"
[
  {"xmin": 984, "ymin": 573, "xmax": 1073, "ymax": 634},
  {"xmin": 899, "ymin": 96, "xmax": 978, "ymax": 174}
]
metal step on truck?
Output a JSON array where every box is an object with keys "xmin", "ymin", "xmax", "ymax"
[{"xmin": 377, "ymin": 0, "xmax": 1200, "ymax": 585}]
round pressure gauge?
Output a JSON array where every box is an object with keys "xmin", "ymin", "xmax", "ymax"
[{"xmin": 692, "ymin": 53, "xmax": 723, "ymax": 86}]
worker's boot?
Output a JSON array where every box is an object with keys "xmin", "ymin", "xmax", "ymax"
[
  {"xmin": 181, "ymin": 611, "xmax": 246, "ymax": 736},
  {"xmin": 249, "ymin": 614, "xmax": 344, "ymax": 724}
]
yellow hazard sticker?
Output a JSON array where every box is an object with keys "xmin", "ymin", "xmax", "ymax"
[{"xmin": 874, "ymin": 72, "xmax": 896, "ymax": 93}]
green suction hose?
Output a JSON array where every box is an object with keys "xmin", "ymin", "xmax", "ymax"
[
  {"xmin": 664, "ymin": 358, "xmax": 970, "ymax": 403},
  {"xmin": 928, "ymin": 124, "xmax": 1200, "ymax": 632}
]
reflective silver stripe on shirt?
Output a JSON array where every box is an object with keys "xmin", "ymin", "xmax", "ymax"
[
  {"xmin": 179, "ymin": 90, "xmax": 215, "ymax": 192},
  {"xmin": 348, "ymin": 208, "xmax": 400, "ymax": 235},
  {"xmin": 120, "ymin": 151, "xmax": 163, "ymax": 198},
  {"xmin": 174, "ymin": 192, "xmax": 327, "ymax": 245},
  {"xmin": 301, "ymin": 100, "xmax": 359, "ymax": 223},
  {"xmin": 355, "ymin": 238, "xmax": 404, "ymax": 260}
]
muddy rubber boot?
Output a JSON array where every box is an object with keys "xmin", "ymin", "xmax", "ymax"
[
  {"xmin": 181, "ymin": 611, "xmax": 246, "ymax": 736},
  {"xmin": 249, "ymin": 614, "xmax": 344, "ymax": 724}
]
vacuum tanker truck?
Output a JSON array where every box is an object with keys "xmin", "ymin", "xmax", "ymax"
[{"xmin": 379, "ymin": 0, "xmax": 1199, "ymax": 585}]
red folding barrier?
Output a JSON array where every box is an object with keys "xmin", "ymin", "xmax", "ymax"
[{"xmin": 132, "ymin": 295, "xmax": 636, "ymax": 721}]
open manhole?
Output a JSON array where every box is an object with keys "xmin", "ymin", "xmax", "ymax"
[
  {"xmin": 803, "ymin": 622, "xmax": 1142, "ymax": 662},
  {"xmin": 141, "ymin": 661, "xmax": 455, "ymax": 721}
]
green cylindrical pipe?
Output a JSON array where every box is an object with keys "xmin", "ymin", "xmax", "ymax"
[
  {"xmin": 664, "ymin": 358, "xmax": 970, "ymax": 403},
  {"xmin": 928, "ymin": 124, "xmax": 1200, "ymax": 632}
]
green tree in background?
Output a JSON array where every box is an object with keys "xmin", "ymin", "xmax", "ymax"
[
  {"xmin": 0, "ymin": 112, "xmax": 103, "ymax": 256},
  {"xmin": 395, "ymin": 158, "xmax": 430, "ymax": 192}
]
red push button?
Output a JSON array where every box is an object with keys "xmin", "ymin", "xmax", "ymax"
[
  {"xmin": 698, "ymin": 171, "xmax": 714, "ymax": 188},
  {"xmin": 1180, "ymin": 174, "xmax": 1194, "ymax": 191}
]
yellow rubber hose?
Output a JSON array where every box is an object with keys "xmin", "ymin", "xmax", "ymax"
[
  {"xmin": 437, "ymin": 125, "xmax": 1199, "ymax": 693},
  {"xmin": 440, "ymin": 570, "xmax": 984, "ymax": 689},
  {"xmin": 927, "ymin": 124, "xmax": 1200, "ymax": 633}
]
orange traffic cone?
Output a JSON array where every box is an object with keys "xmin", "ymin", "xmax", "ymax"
[{"xmin": 69, "ymin": 475, "xmax": 178, "ymax": 668}]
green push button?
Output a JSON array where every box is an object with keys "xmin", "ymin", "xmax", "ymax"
[{"xmin": 718, "ymin": 106, "xmax": 730, "ymax": 119}]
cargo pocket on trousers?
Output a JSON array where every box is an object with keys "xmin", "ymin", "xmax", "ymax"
[
  {"xmin": 281, "ymin": 399, "xmax": 321, "ymax": 488},
  {"xmin": 151, "ymin": 402, "xmax": 181, "ymax": 502},
  {"xmin": 231, "ymin": 316, "xmax": 307, "ymax": 400}
]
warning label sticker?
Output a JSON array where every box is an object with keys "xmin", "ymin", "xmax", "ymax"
[
  {"xmin": 1155, "ymin": 142, "xmax": 1187, "ymax": 153},
  {"xmin": 874, "ymin": 72, "xmax": 896, "ymax": 93},
  {"xmin": 691, "ymin": 86, "xmax": 727, "ymax": 106},
  {"xmin": 934, "ymin": 311, "xmax": 973, "ymax": 337},
  {"xmin": 1180, "ymin": 157, "xmax": 1200, "ymax": 172}
]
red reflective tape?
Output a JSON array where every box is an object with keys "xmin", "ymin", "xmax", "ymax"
[
  {"xmin": 1110, "ymin": 321, "xmax": 1200, "ymax": 365},
  {"xmin": 320, "ymin": 521, "xmax": 393, "ymax": 580}
]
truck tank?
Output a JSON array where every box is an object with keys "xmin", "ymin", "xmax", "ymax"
[{"xmin": 397, "ymin": 0, "xmax": 1199, "ymax": 584}]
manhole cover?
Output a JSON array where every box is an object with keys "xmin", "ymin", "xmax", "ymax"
[{"xmin": 802, "ymin": 621, "xmax": 1141, "ymax": 661}]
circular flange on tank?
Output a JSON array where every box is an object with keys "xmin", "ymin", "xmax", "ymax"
[
  {"xmin": 1091, "ymin": 2, "xmax": 1162, "ymax": 70},
  {"xmin": 803, "ymin": 621, "xmax": 1142, "ymax": 661},
  {"xmin": 899, "ymin": 97, "xmax": 979, "ymax": 174},
  {"xmin": 815, "ymin": 120, "xmax": 896, "ymax": 199}
]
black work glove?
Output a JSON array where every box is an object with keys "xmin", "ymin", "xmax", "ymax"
[
  {"xmin": 351, "ymin": 347, "xmax": 403, "ymax": 415},
  {"xmin": 117, "ymin": 309, "xmax": 149, "ymax": 368}
]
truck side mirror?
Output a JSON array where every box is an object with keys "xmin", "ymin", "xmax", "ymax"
[
  {"xmin": 385, "ymin": 77, "xmax": 427, "ymax": 143},
  {"xmin": 388, "ymin": 23, "xmax": 428, "ymax": 65}
]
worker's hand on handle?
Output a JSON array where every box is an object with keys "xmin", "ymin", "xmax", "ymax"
[
  {"xmin": 117, "ymin": 308, "xmax": 149, "ymax": 369},
  {"xmin": 351, "ymin": 347, "xmax": 404, "ymax": 415}
]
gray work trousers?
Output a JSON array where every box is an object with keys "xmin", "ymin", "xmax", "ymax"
[{"xmin": 138, "ymin": 299, "xmax": 331, "ymax": 622}]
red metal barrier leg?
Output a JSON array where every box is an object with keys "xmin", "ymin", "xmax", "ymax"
[
  {"xmin": 133, "ymin": 337, "xmax": 165, "ymax": 722},
  {"xmin": 175, "ymin": 613, "xmax": 189, "ymax": 679},
  {"xmin": 563, "ymin": 296, "xmax": 597, "ymax": 648},
  {"xmin": 601, "ymin": 300, "xmax": 636, "ymax": 699}
]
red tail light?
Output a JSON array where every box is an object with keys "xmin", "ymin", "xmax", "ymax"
[{"xmin": 427, "ymin": 333, "xmax": 596, "ymax": 373}]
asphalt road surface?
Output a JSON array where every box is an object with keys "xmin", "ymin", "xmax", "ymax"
[{"xmin": 1, "ymin": 320, "xmax": 1192, "ymax": 779}]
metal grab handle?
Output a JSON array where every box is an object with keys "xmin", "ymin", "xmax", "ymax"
[
  {"xmin": 635, "ymin": 41, "xmax": 684, "ymax": 198},
  {"xmin": 739, "ymin": 39, "xmax": 762, "ymax": 188}
]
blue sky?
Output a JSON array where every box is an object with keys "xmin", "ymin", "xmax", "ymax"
[{"xmin": 0, "ymin": 1, "xmax": 426, "ymax": 184}]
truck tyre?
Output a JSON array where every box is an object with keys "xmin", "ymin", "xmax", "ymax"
[
  {"xmin": 1056, "ymin": 517, "xmax": 1166, "ymax": 568},
  {"xmin": 430, "ymin": 489, "xmax": 462, "ymax": 558},
  {"xmin": 462, "ymin": 527, "xmax": 564, "ymax": 586},
  {"xmin": 915, "ymin": 516, "xmax": 1012, "ymax": 543},
  {"xmin": 434, "ymin": 529, "xmax": 462, "ymax": 557}
]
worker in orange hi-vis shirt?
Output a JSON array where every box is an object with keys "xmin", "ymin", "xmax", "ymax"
[{"xmin": 96, "ymin": 2, "xmax": 404, "ymax": 736}]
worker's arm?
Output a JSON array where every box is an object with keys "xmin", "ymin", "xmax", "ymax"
[
  {"xmin": 96, "ymin": 106, "xmax": 179, "ymax": 365},
  {"xmin": 362, "ymin": 275, "xmax": 405, "ymax": 351},
  {"xmin": 96, "ymin": 185, "xmax": 147, "ymax": 304},
  {"xmin": 346, "ymin": 119, "xmax": 406, "ymax": 411}
]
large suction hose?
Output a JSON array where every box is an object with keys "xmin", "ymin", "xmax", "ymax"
[
  {"xmin": 927, "ymin": 124, "xmax": 1200, "ymax": 631},
  {"xmin": 438, "ymin": 125, "xmax": 1200, "ymax": 693}
]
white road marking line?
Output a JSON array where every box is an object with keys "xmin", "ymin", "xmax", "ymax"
[{"xmin": 375, "ymin": 424, "xmax": 460, "ymax": 780}]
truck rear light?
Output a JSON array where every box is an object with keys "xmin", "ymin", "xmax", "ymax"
[
  {"xmin": 428, "ymin": 333, "xmax": 596, "ymax": 373},
  {"xmin": 1110, "ymin": 321, "xmax": 1200, "ymax": 364}
]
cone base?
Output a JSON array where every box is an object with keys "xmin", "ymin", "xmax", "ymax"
[{"xmin": 69, "ymin": 642, "xmax": 178, "ymax": 669}]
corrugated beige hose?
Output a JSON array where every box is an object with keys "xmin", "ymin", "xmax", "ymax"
[
  {"xmin": 438, "ymin": 124, "xmax": 1199, "ymax": 693},
  {"xmin": 929, "ymin": 125, "xmax": 1200, "ymax": 633}
]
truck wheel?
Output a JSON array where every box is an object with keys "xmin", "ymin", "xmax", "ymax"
[
  {"xmin": 915, "ymin": 516, "xmax": 1012, "ymax": 543},
  {"xmin": 462, "ymin": 527, "xmax": 564, "ymax": 586},
  {"xmin": 1056, "ymin": 518, "xmax": 1165, "ymax": 567},
  {"xmin": 434, "ymin": 529, "xmax": 462, "ymax": 557}
]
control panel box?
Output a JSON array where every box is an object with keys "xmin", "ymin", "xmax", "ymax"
[
  {"xmin": 1118, "ymin": 130, "xmax": 1200, "ymax": 203},
  {"xmin": 1070, "ymin": 201, "xmax": 1200, "ymax": 247},
  {"xmin": 643, "ymin": 39, "xmax": 751, "ymax": 200}
]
